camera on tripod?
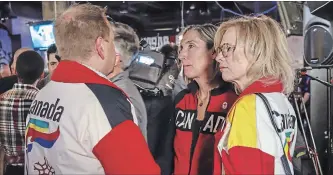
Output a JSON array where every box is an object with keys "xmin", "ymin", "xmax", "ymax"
[{"xmin": 128, "ymin": 39, "xmax": 179, "ymax": 97}]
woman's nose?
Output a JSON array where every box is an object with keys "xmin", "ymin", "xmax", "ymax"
[
  {"xmin": 215, "ymin": 52, "xmax": 224, "ymax": 62},
  {"xmin": 178, "ymin": 52, "xmax": 187, "ymax": 61}
]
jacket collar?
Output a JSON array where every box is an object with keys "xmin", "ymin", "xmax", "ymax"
[
  {"xmin": 187, "ymin": 80, "xmax": 232, "ymax": 96},
  {"xmin": 51, "ymin": 60, "xmax": 124, "ymax": 93},
  {"xmin": 239, "ymin": 78, "xmax": 283, "ymax": 98},
  {"xmin": 13, "ymin": 83, "xmax": 38, "ymax": 91}
]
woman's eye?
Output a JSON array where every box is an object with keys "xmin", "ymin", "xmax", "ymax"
[{"xmin": 189, "ymin": 44, "xmax": 194, "ymax": 49}]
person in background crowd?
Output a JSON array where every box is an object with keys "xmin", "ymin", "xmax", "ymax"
[
  {"xmin": 214, "ymin": 15, "xmax": 297, "ymax": 174},
  {"xmin": 37, "ymin": 44, "xmax": 61, "ymax": 89},
  {"xmin": 172, "ymin": 69, "xmax": 187, "ymax": 100},
  {"xmin": 159, "ymin": 24, "xmax": 237, "ymax": 175},
  {"xmin": 158, "ymin": 44, "xmax": 180, "ymax": 97},
  {"xmin": 0, "ymin": 48, "xmax": 32, "ymax": 94},
  {"xmin": 107, "ymin": 22, "xmax": 148, "ymax": 141},
  {"xmin": 0, "ymin": 50, "xmax": 44, "ymax": 175},
  {"xmin": 10, "ymin": 48, "xmax": 31, "ymax": 76},
  {"xmin": 298, "ymin": 69, "xmax": 311, "ymax": 116},
  {"xmin": 145, "ymin": 43, "xmax": 180, "ymax": 159},
  {"xmin": 25, "ymin": 4, "xmax": 159, "ymax": 175},
  {"xmin": 172, "ymin": 43, "xmax": 187, "ymax": 100},
  {"xmin": 0, "ymin": 63, "xmax": 11, "ymax": 78},
  {"xmin": 46, "ymin": 44, "xmax": 61, "ymax": 74}
]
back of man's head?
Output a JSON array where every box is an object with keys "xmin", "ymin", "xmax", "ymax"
[
  {"xmin": 113, "ymin": 22, "xmax": 140, "ymax": 69},
  {"xmin": 11, "ymin": 47, "xmax": 33, "ymax": 75},
  {"xmin": 16, "ymin": 51, "xmax": 44, "ymax": 84},
  {"xmin": 160, "ymin": 44, "xmax": 178, "ymax": 60},
  {"xmin": 54, "ymin": 3, "xmax": 110, "ymax": 60},
  {"xmin": 160, "ymin": 44, "xmax": 178, "ymax": 67}
]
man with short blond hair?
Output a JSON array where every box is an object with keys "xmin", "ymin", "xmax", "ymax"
[
  {"xmin": 25, "ymin": 3, "xmax": 159, "ymax": 175},
  {"xmin": 54, "ymin": 4, "xmax": 112, "ymax": 64}
]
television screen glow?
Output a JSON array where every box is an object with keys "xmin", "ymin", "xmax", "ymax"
[
  {"xmin": 137, "ymin": 55, "xmax": 155, "ymax": 65},
  {"xmin": 29, "ymin": 22, "xmax": 55, "ymax": 50}
]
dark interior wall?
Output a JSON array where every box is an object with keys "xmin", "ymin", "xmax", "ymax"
[{"xmin": 10, "ymin": 1, "xmax": 42, "ymax": 20}]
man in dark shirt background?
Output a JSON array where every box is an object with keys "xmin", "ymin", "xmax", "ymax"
[
  {"xmin": 37, "ymin": 44, "xmax": 61, "ymax": 89},
  {"xmin": 299, "ymin": 70, "xmax": 311, "ymax": 116},
  {"xmin": 0, "ymin": 50, "xmax": 44, "ymax": 175},
  {"xmin": 0, "ymin": 63, "xmax": 11, "ymax": 78}
]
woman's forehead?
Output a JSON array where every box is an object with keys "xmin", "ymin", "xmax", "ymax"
[
  {"xmin": 181, "ymin": 30, "xmax": 203, "ymax": 44},
  {"xmin": 221, "ymin": 27, "xmax": 238, "ymax": 44}
]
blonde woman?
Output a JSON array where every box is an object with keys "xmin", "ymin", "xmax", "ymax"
[
  {"xmin": 158, "ymin": 24, "xmax": 237, "ymax": 175},
  {"xmin": 214, "ymin": 15, "xmax": 297, "ymax": 174}
]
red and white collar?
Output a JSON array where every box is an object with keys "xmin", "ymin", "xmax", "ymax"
[
  {"xmin": 239, "ymin": 78, "xmax": 283, "ymax": 98},
  {"xmin": 51, "ymin": 60, "xmax": 123, "ymax": 94}
]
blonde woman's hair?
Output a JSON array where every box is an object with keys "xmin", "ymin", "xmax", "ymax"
[
  {"xmin": 180, "ymin": 24, "xmax": 220, "ymax": 84},
  {"xmin": 214, "ymin": 15, "xmax": 295, "ymax": 94}
]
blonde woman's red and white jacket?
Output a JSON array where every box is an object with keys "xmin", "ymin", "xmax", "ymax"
[
  {"xmin": 217, "ymin": 79, "xmax": 297, "ymax": 175},
  {"xmin": 25, "ymin": 61, "xmax": 160, "ymax": 175}
]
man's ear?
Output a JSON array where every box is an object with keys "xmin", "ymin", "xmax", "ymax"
[
  {"xmin": 114, "ymin": 54, "xmax": 121, "ymax": 67},
  {"xmin": 95, "ymin": 37, "xmax": 105, "ymax": 60}
]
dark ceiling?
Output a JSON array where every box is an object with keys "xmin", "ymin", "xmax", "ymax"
[
  {"xmin": 88, "ymin": 1, "xmax": 280, "ymax": 36},
  {"xmin": 0, "ymin": 1, "xmax": 280, "ymax": 37}
]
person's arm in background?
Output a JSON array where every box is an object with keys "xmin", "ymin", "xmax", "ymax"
[
  {"xmin": 303, "ymin": 76, "xmax": 311, "ymax": 104},
  {"xmin": 86, "ymin": 84, "xmax": 160, "ymax": 175},
  {"xmin": 128, "ymin": 94, "xmax": 148, "ymax": 142},
  {"xmin": 222, "ymin": 94, "xmax": 275, "ymax": 174}
]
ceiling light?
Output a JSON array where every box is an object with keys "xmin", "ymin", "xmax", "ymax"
[
  {"xmin": 119, "ymin": 9, "xmax": 128, "ymax": 14},
  {"xmin": 190, "ymin": 4, "xmax": 195, "ymax": 10},
  {"xmin": 153, "ymin": 28, "xmax": 174, "ymax": 31}
]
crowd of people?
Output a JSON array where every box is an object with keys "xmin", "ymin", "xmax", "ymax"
[{"xmin": 0, "ymin": 3, "xmax": 300, "ymax": 175}]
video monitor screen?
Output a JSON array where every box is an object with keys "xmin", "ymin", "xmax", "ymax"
[
  {"xmin": 29, "ymin": 21, "xmax": 55, "ymax": 50},
  {"xmin": 137, "ymin": 55, "xmax": 155, "ymax": 65}
]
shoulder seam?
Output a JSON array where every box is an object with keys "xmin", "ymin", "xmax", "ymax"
[{"xmin": 174, "ymin": 88, "xmax": 190, "ymax": 105}]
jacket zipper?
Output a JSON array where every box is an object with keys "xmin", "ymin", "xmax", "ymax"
[{"xmin": 189, "ymin": 91, "xmax": 212, "ymax": 175}]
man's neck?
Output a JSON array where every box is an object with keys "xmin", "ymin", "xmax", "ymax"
[
  {"xmin": 195, "ymin": 76, "xmax": 219, "ymax": 96},
  {"xmin": 107, "ymin": 67, "xmax": 123, "ymax": 79}
]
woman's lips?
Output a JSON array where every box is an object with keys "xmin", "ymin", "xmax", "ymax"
[{"xmin": 219, "ymin": 66, "xmax": 227, "ymax": 71}]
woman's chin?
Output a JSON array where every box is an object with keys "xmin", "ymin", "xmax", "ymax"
[
  {"xmin": 221, "ymin": 75, "xmax": 233, "ymax": 82},
  {"xmin": 184, "ymin": 72, "xmax": 195, "ymax": 79}
]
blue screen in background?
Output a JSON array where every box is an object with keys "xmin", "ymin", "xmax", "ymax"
[{"xmin": 29, "ymin": 22, "xmax": 55, "ymax": 50}]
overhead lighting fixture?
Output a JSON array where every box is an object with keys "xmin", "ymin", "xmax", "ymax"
[
  {"xmin": 190, "ymin": 4, "xmax": 195, "ymax": 10},
  {"xmin": 119, "ymin": 9, "xmax": 128, "ymax": 14},
  {"xmin": 119, "ymin": 1, "xmax": 129, "ymax": 14},
  {"xmin": 153, "ymin": 28, "xmax": 174, "ymax": 31}
]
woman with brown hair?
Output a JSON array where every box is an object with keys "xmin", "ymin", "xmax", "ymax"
[
  {"xmin": 214, "ymin": 15, "xmax": 297, "ymax": 174},
  {"xmin": 158, "ymin": 24, "xmax": 237, "ymax": 175}
]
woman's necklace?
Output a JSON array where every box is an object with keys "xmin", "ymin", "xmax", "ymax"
[{"xmin": 197, "ymin": 91, "xmax": 210, "ymax": 107}]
